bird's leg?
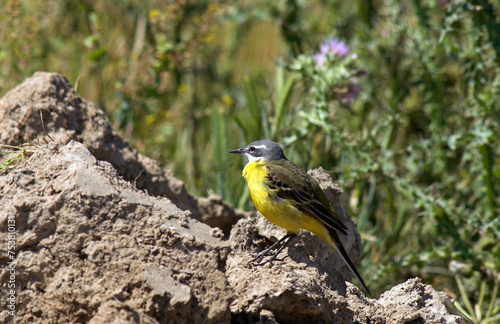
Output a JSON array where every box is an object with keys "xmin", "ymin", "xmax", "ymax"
[
  {"xmin": 250, "ymin": 233, "xmax": 297, "ymax": 265},
  {"xmin": 250, "ymin": 234, "xmax": 290, "ymax": 261},
  {"xmin": 261, "ymin": 233, "xmax": 296, "ymax": 265}
]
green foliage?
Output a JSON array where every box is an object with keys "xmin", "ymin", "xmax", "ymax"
[
  {"xmin": 0, "ymin": 144, "xmax": 34, "ymax": 172},
  {"xmin": 454, "ymin": 274, "xmax": 500, "ymax": 323},
  {"xmin": 1, "ymin": 0, "xmax": 500, "ymax": 313}
]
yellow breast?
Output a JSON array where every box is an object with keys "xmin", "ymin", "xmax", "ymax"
[{"xmin": 242, "ymin": 160, "xmax": 329, "ymax": 240}]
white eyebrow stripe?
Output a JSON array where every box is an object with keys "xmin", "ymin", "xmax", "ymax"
[{"xmin": 251, "ymin": 144, "xmax": 267, "ymax": 149}]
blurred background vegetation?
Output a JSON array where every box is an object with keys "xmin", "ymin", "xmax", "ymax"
[{"xmin": 1, "ymin": 0, "xmax": 499, "ymax": 320}]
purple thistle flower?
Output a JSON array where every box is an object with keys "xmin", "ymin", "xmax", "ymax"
[
  {"xmin": 320, "ymin": 43, "xmax": 330, "ymax": 55},
  {"xmin": 314, "ymin": 37, "xmax": 350, "ymax": 66},
  {"xmin": 325, "ymin": 38, "xmax": 350, "ymax": 57},
  {"xmin": 313, "ymin": 53, "xmax": 326, "ymax": 66}
]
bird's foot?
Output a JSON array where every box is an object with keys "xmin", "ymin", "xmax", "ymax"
[{"xmin": 247, "ymin": 233, "xmax": 296, "ymax": 266}]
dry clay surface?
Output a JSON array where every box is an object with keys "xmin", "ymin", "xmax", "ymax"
[{"xmin": 0, "ymin": 73, "xmax": 463, "ymax": 323}]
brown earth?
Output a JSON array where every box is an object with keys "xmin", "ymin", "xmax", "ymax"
[{"xmin": 0, "ymin": 73, "xmax": 464, "ymax": 323}]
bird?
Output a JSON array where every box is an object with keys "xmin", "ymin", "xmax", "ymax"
[{"xmin": 230, "ymin": 139, "xmax": 370, "ymax": 295}]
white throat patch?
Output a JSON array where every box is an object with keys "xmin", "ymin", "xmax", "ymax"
[{"xmin": 245, "ymin": 153, "xmax": 261, "ymax": 163}]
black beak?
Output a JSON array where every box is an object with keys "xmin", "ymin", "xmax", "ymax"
[{"xmin": 229, "ymin": 148, "xmax": 244, "ymax": 154}]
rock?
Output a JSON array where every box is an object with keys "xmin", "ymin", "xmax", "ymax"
[
  {"xmin": 0, "ymin": 72, "xmax": 464, "ymax": 323},
  {"xmin": 375, "ymin": 278, "xmax": 463, "ymax": 324},
  {"xmin": 0, "ymin": 72, "xmax": 243, "ymax": 234},
  {"xmin": 0, "ymin": 142, "xmax": 232, "ymax": 323}
]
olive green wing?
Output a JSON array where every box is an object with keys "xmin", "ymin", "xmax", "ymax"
[{"xmin": 265, "ymin": 162, "xmax": 348, "ymax": 236}]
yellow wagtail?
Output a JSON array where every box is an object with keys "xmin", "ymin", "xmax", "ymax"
[{"xmin": 230, "ymin": 139, "xmax": 370, "ymax": 295}]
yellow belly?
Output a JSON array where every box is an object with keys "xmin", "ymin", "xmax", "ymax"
[{"xmin": 242, "ymin": 161, "xmax": 333, "ymax": 245}]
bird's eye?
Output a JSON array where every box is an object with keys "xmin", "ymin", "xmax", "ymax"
[{"xmin": 249, "ymin": 146, "xmax": 255, "ymax": 152}]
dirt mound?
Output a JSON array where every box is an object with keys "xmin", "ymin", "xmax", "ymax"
[
  {"xmin": 0, "ymin": 72, "xmax": 242, "ymax": 234},
  {"xmin": 0, "ymin": 73, "xmax": 463, "ymax": 323},
  {"xmin": 0, "ymin": 141, "xmax": 232, "ymax": 323}
]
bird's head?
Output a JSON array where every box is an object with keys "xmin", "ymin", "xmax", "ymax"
[{"xmin": 229, "ymin": 139, "xmax": 287, "ymax": 162}]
